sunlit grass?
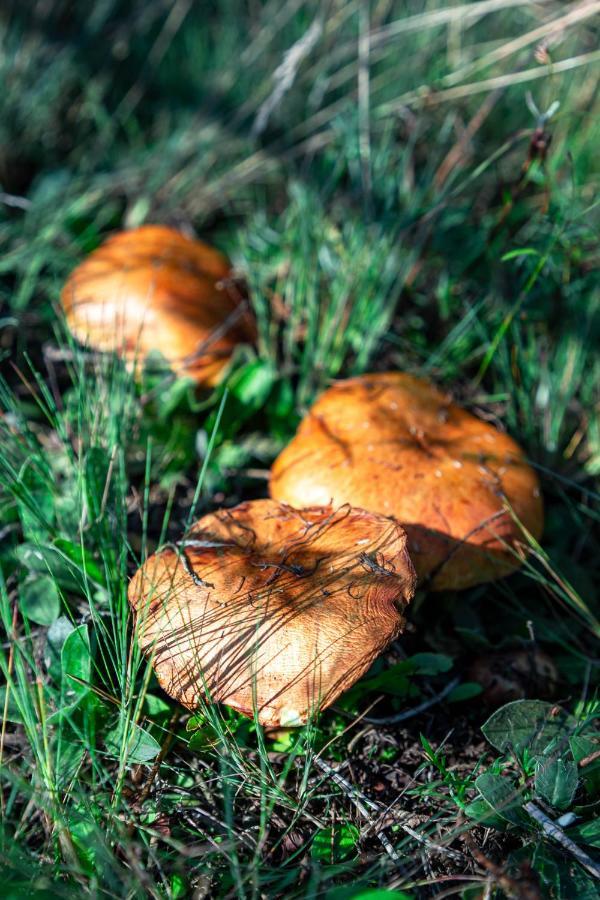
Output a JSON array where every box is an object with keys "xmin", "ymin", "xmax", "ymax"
[{"xmin": 0, "ymin": 0, "xmax": 599, "ymax": 896}]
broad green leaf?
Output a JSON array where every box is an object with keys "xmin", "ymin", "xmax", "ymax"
[
  {"xmin": 570, "ymin": 732, "xmax": 600, "ymax": 764},
  {"xmin": 463, "ymin": 798, "xmax": 508, "ymax": 830},
  {"xmin": 55, "ymin": 733, "xmax": 86, "ymax": 789},
  {"xmin": 312, "ymin": 823, "xmax": 360, "ymax": 862},
  {"xmin": 348, "ymin": 664, "xmax": 412, "ymax": 698},
  {"xmin": 61, "ymin": 625, "xmax": 91, "ymax": 704},
  {"xmin": 531, "ymin": 841, "xmax": 599, "ymax": 899},
  {"xmin": 447, "ymin": 682, "xmax": 482, "ymax": 703},
  {"xmin": 568, "ymin": 818, "xmax": 600, "ymax": 849},
  {"xmin": 143, "ymin": 693, "xmax": 172, "ymax": 719},
  {"xmin": 68, "ymin": 809, "xmax": 101, "ymax": 875},
  {"xmin": 346, "ymin": 654, "xmax": 453, "ymax": 701},
  {"xmin": 16, "ymin": 542, "xmax": 104, "ymax": 591},
  {"xmin": 48, "ymin": 625, "xmax": 92, "ymax": 723},
  {"xmin": 170, "ymin": 875, "xmax": 187, "ymax": 900},
  {"xmin": 54, "ymin": 538, "xmax": 106, "ymax": 587},
  {"xmin": 17, "ymin": 463, "xmax": 54, "ymax": 541},
  {"xmin": 570, "ymin": 733, "xmax": 600, "ymax": 796},
  {"xmin": 534, "ymin": 756, "xmax": 578, "ymax": 810},
  {"xmin": 481, "ymin": 700, "xmax": 574, "ymax": 756},
  {"xmin": 407, "ymin": 653, "xmax": 453, "ymax": 676},
  {"xmin": 105, "ymin": 722, "xmax": 161, "ymax": 764},
  {"xmin": 475, "ymin": 772, "xmax": 523, "ymax": 824},
  {"xmin": 19, "ymin": 575, "xmax": 60, "ymax": 626},
  {"xmin": 45, "ymin": 616, "xmax": 75, "ymax": 680},
  {"xmin": 188, "ymin": 724, "xmax": 223, "ymax": 753},
  {"xmin": 266, "ymin": 377, "xmax": 298, "ymax": 438},
  {"xmin": 207, "ymin": 358, "xmax": 276, "ymax": 440}
]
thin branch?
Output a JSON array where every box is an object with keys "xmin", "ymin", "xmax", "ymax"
[
  {"xmin": 314, "ymin": 756, "xmax": 465, "ymax": 865},
  {"xmin": 362, "ymin": 676, "xmax": 460, "ymax": 725},
  {"xmin": 524, "ymin": 801, "xmax": 600, "ymax": 880},
  {"xmin": 458, "ymin": 812, "xmax": 542, "ymax": 899},
  {"xmin": 313, "ymin": 755, "xmax": 402, "ymax": 864}
]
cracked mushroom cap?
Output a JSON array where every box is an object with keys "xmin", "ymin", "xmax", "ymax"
[
  {"xmin": 270, "ymin": 373, "xmax": 543, "ymax": 591},
  {"xmin": 128, "ymin": 500, "xmax": 416, "ymax": 727},
  {"xmin": 61, "ymin": 225, "xmax": 253, "ymax": 386}
]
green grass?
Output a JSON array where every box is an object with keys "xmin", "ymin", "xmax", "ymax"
[{"xmin": 1, "ymin": 1, "xmax": 599, "ymax": 897}]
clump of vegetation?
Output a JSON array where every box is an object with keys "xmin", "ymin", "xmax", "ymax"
[{"xmin": 1, "ymin": 1, "xmax": 599, "ymax": 897}]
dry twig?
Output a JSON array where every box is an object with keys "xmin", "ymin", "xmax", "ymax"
[
  {"xmin": 524, "ymin": 801, "xmax": 600, "ymax": 880},
  {"xmin": 362, "ymin": 676, "xmax": 460, "ymax": 725}
]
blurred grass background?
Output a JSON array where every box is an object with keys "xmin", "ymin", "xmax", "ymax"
[{"xmin": 0, "ymin": 1, "xmax": 599, "ymax": 897}]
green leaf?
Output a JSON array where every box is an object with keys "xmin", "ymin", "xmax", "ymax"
[
  {"xmin": 55, "ymin": 732, "xmax": 86, "ymax": 789},
  {"xmin": 447, "ymin": 682, "xmax": 483, "ymax": 703},
  {"xmin": 348, "ymin": 663, "xmax": 412, "ymax": 699},
  {"xmin": 154, "ymin": 376, "xmax": 196, "ymax": 422},
  {"xmin": 311, "ymin": 823, "xmax": 360, "ymax": 863},
  {"xmin": 16, "ymin": 542, "xmax": 104, "ymax": 591},
  {"xmin": 0, "ymin": 686, "xmax": 24, "ymax": 724},
  {"xmin": 570, "ymin": 733, "xmax": 600, "ymax": 796},
  {"xmin": 534, "ymin": 756, "xmax": 578, "ymax": 810},
  {"xmin": 568, "ymin": 818, "xmax": 600, "ymax": 849},
  {"xmin": 463, "ymin": 798, "xmax": 508, "ymax": 830},
  {"xmin": 18, "ymin": 575, "xmax": 60, "ymax": 626},
  {"xmin": 407, "ymin": 653, "xmax": 453, "ymax": 676},
  {"xmin": 207, "ymin": 358, "xmax": 276, "ymax": 440},
  {"xmin": 501, "ymin": 248, "xmax": 541, "ymax": 262},
  {"xmin": 475, "ymin": 772, "xmax": 523, "ymax": 824},
  {"xmin": 170, "ymin": 874, "xmax": 187, "ymax": 900},
  {"xmin": 61, "ymin": 625, "xmax": 91, "ymax": 704},
  {"xmin": 347, "ymin": 653, "xmax": 453, "ymax": 701},
  {"xmin": 570, "ymin": 733, "xmax": 600, "ymax": 764},
  {"xmin": 105, "ymin": 722, "xmax": 161, "ymax": 764},
  {"xmin": 531, "ymin": 841, "xmax": 599, "ymax": 899},
  {"xmin": 54, "ymin": 538, "xmax": 106, "ymax": 587},
  {"xmin": 17, "ymin": 463, "xmax": 54, "ymax": 541},
  {"xmin": 68, "ymin": 809, "xmax": 100, "ymax": 875},
  {"xmin": 481, "ymin": 700, "xmax": 574, "ymax": 757},
  {"xmin": 48, "ymin": 624, "xmax": 91, "ymax": 723},
  {"xmin": 45, "ymin": 616, "xmax": 75, "ymax": 681},
  {"xmin": 188, "ymin": 723, "xmax": 223, "ymax": 753},
  {"xmin": 266, "ymin": 377, "xmax": 298, "ymax": 438},
  {"xmin": 143, "ymin": 693, "xmax": 172, "ymax": 720}
]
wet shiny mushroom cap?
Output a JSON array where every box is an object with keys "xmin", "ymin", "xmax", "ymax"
[
  {"xmin": 61, "ymin": 224, "xmax": 253, "ymax": 386},
  {"xmin": 270, "ymin": 373, "xmax": 543, "ymax": 591},
  {"xmin": 128, "ymin": 500, "xmax": 416, "ymax": 727}
]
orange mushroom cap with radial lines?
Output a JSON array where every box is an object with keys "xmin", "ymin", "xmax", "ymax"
[
  {"xmin": 128, "ymin": 500, "xmax": 416, "ymax": 727},
  {"xmin": 61, "ymin": 225, "xmax": 254, "ymax": 386},
  {"xmin": 270, "ymin": 373, "xmax": 543, "ymax": 591}
]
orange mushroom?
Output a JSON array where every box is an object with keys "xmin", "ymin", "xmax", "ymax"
[
  {"xmin": 270, "ymin": 373, "xmax": 543, "ymax": 591},
  {"xmin": 128, "ymin": 500, "xmax": 416, "ymax": 727},
  {"xmin": 61, "ymin": 225, "xmax": 254, "ymax": 386}
]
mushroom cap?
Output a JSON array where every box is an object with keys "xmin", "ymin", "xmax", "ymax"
[
  {"xmin": 128, "ymin": 499, "xmax": 416, "ymax": 727},
  {"xmin": 61, "ymin": 225, "xmax": 253, "ymax": 386},
  {"xmin": 270, "ymin": 373, "xmax": 543, "ymax": 591}
]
